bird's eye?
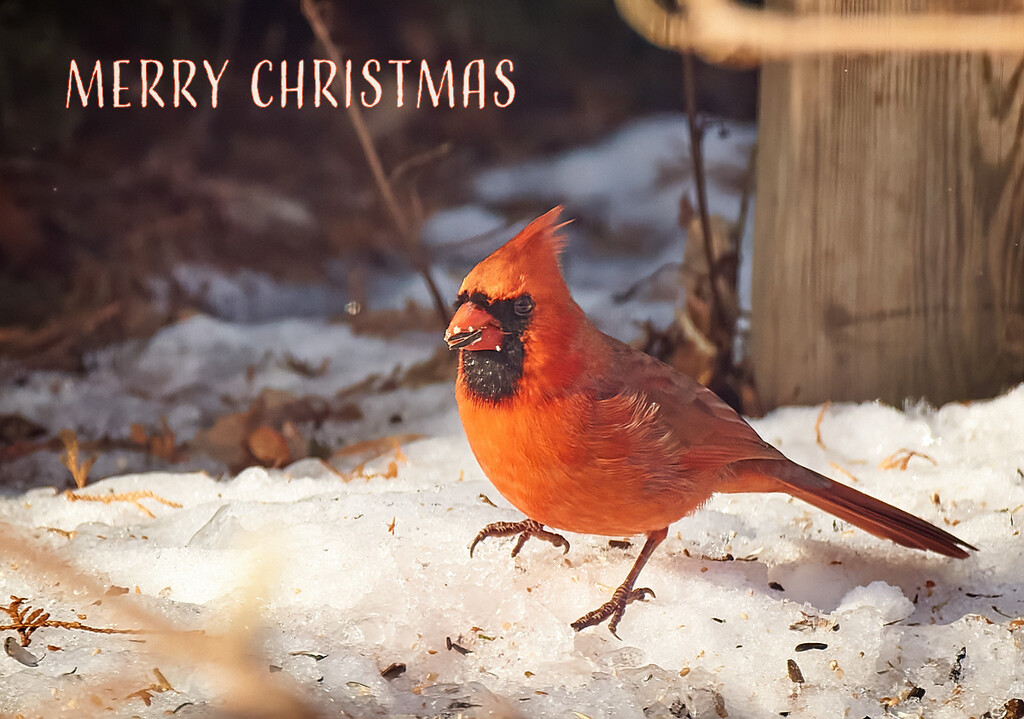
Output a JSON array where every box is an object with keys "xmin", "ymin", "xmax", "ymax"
[{"xmin": 514, "ymin": 295, "xmax": 534, "ymax": 317}]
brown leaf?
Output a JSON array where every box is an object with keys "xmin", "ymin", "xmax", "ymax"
[
  {"xmin": 130, "ymin": 417, "xmax": 181, "ymax": 462},
  {"xmin": 246, "ymin": 425, "xmax": 290, "ymax": 468},
  {"xmin": 193, "ymin": 389, "xmax": 361, "ymax": 471},
  {"xmin": 149, "ymin": 417, "xmax": 178, "ymax": 461},
  {"xmin": 635, "ymin": 309, "xmax": 717, "ymax": 390},
  {"xmin": 191, "ymin": 411, "xmax": 252, "ymax": 469},
  {"xmin": 280, "ymin": 421, "xmax": 308, "ymax": 464},
  {"xmin": 683, "ymin": 214, "xmax": 739, "ymax": 334},
  {"xmin": 129, "ymin": 423, "xmax": 148, "ymax": 446}
]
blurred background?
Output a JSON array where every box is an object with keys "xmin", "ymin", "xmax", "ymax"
[
  {"xmin": 0, "ymin": 0, "xmax": 759, "ymax": 486},
  {"xmin": 1, "ymin": 0, "xmax": 1021, "ymax": 488},
  {"xmin": 0, "ymin": 0, "xmax": 755, "ymax": 363}
]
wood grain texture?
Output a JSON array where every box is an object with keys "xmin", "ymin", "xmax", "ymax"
[{"xmin": 752, "ymin": 0, "xmax": 1024, "ymax": 407}]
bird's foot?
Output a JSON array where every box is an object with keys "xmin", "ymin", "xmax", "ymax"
[
  {"xmin": 469, "ymin": 519, "xmax": 570, "ymax": 558},
  {"xmin": 571, "ymin": 584, "xmax": 656, "ymax": 638}
]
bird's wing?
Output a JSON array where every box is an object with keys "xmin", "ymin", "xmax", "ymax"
[{"xmin": 588, "ymin": 334, "xmax": 784, "ymax": 474}]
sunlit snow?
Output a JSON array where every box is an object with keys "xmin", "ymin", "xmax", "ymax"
[{"xmin": 1, "ymin": 115, "xmax": 1021, "ymax": 718}]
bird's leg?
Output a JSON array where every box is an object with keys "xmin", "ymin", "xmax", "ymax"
[
  {"xmin": 571, "ymin": 527, "xmax": 668, "ymax": 637},
  {"xmin": 470, "ymin": 518, "xmax": 570, "ymax": 558}
]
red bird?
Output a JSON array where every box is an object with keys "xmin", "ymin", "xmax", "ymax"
[{"xmin": 444, "ymin": 207, "xmax": 974, "ymax": 635}]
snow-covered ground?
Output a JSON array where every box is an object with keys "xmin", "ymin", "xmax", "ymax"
[
  {"xmin": 1, "ymin": 389, "xmax": 1022, "ymax": 718},
  {"xmin": 1, "ymin": 115, "xmax": 1022, "ymax": 717}
]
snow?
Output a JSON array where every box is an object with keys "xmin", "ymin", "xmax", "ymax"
[
  {"xmin": 0, "ymin": 315, "xmax": 439, "ymax": 448},
  {"xmin": 2, "ymin": 114, "xmax": 1022, "ymax": 717},
  {"xmin": 475, "ymin": 115, "xmax": 755, "ymax": 246},
  {"xmin": 1, "ymin": 388, "xmax": 1023, "ymax": 717},
  {"xmin": 163, "ymin": 265, "xmax": 351, "ymax": 322},
  {"xmin": 420, "ymin": 205, "xmax": 508, "ymax": 250}
]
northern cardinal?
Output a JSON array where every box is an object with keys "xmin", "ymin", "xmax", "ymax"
[{"xmin": 444, "ymin": 206, "xmax": 974, "ymax": 635}]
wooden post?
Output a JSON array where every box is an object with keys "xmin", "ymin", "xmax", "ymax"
[{"xmin": 752, "ymin": 1, "xmax": 1024, "ymax": 408}]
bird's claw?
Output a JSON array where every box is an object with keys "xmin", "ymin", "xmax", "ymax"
[
  {"xmin": 571, "ymin": 585, "xmax": 656, "ymax": 637},
  {"xmin": 469, "ymin": 519, "xmax": 570, "ymax": 558}
]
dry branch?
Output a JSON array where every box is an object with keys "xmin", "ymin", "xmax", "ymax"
[
  {"xmin": 616, "ymin": 0, "xmax": 1024, "ymax": 65},
  {"xmin": 64, "ymin": 488, "xmax": 183, "ymax": 519},
  {"xmin": 1, "ymin": 595, "xmax": 146, "ymax": 646},
  {"xmin": 300, "ymin": 0, "xmax": 449, "ymax": 325}
]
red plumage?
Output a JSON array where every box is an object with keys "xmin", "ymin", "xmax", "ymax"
[{"xmin": 446, "ymin": 206, "xmax": 974, "ymax": 635}]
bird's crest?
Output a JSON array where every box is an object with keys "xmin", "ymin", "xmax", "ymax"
[{"xmin": 459, "ymin": 206, "xmax": 572, "ymax": 302}]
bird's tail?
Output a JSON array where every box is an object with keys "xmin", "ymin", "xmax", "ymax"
[{"xmin": 732, "ymin": 459, "xmax": 975, "ymax": 558}]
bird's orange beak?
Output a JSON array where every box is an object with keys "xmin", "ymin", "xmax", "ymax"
[{"xmin": 444, "ymin": 301, "xmax": 505, "ymax": 352}]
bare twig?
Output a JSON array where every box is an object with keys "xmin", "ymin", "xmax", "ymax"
[
  {"xmin": 611, "ymin": 261, "xmax": 683, "ymax": 303},
  {"xmin": 682, "ymin": 53, "xmax": 728, "ymax": 347},
  {"xmin": 389, "ymin": 142, "xmax": 454, "ymax": 185},
  {"xmin": 64, "ymin": 488, "xmax": 183, "ymax": 519},
  {"xmin": 1, "ymin": 595, "xmax": 146, "ymax": 646},
  {"xmin": 731, "ymin": 142, "xmax": 756, "ymax": 248},
  {"xmin": 616, "ymin": 0, "xmax": 1024, "ymax": 66},
  {"xmin": 299, "ymin": 0, "xmax": 450, "ymax": 324}
]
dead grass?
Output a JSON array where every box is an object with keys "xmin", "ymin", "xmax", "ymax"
[
  {"xmin": 62, "ymin": 488, "xmax": 182, "ymax": 519},
  {"xmin": 879, "ymin": 449, "xmax": 937, "ymax": 471},
  {"xmin": 59, "ymin": 429, "xmax": 95, "ymax": 489}
]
